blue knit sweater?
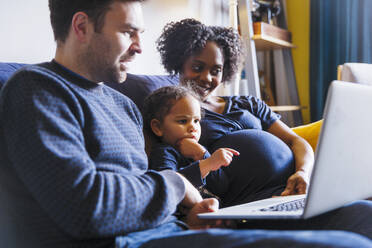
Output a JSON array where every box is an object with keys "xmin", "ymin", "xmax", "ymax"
[{"xmin": 0, "ymin": 61, "xmax": 185, "ymax": 247}]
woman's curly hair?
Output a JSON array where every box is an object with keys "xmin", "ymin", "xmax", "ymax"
[{"xmin": 156, "ymin": 18, "xmax": 244, "ymax": 84}]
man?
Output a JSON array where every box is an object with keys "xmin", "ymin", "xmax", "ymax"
[{"xmin": 1, "ymin": 0, "xmax": 372, "ymax": 247}]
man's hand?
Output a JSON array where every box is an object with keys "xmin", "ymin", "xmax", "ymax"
[
  {"xmin": 184, "ymin": 198, "xmax": 219, "ymax": 229},
  {"xmin": 176, "ymin": 138, "xmax": 207, "ymax": 161},
  {"xmin": 176, "ymin": 173, "xmax": 234, "ymax": 229},
  {"xmin": 177, "ymin": 174, "xmax": 220, "ymax": 229},
  {"xmin": 281, "ymin": 170, "xmax": 310, "ymax": 196},
  {"xmin": 184, "ymin": 198, "xmax": 235, "ymax": 229}
]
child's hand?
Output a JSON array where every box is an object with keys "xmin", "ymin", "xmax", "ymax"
[
  {"xmin": 176, "ymin": 138, "xmax": 207, "ymax": 161},
  {"xmin": 208, "ymin": 148, "xmax": 240, "ymax": 170},
  {"xmin": 199, "ymin": 148, "xmax": 239, "ymax": 177}
]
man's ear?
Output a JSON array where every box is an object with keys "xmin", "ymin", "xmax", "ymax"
[
  {"xmin": 150, "ymin": 119, "xmax": 163, "ymax": 137},
  {"xmin": 71, "ymin": 11, "xmax": 92, "ymax": 43}
]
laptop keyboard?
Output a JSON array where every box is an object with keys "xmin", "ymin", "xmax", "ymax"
[{"xmin": 259, "ymin": 198, "xmax": 306, "ymax": 212}]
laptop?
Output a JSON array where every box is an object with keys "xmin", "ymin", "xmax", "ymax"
[{"xmin": 198, "ymin": 81, "xmax": 372, "ymax": 220}]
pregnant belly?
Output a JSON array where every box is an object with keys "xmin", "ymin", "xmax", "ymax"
[{"xmin": 207, "ymin": 129, "xmax": 295, "ymax": 201}]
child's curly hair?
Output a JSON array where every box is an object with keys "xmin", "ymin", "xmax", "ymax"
[{"xmin": 156, "ymin": 18, "xmax": 244, "ymax": 84}]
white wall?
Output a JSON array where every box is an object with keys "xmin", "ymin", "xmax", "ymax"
[
  {"xmin": 134, "ymin": 0, "xmax": 229, "ymax": 75},
  {"xmin": 0, "ymin": 0, "xmax": 55, "ymax": 63},
  {"xmin": 130, "ymin": 0, "xmax": 191, "ymax": 75},
  {"xmin": 0, "ymin": 0, "xmax": 228, "ymax": 74}
]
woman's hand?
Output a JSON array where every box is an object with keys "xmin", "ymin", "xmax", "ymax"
[
  {"xmin": 176, "ymin": 138, "xmax": 207, "ymax": 161},
  {"xmin": 281, "ymin": 170, "xmax": 310, "ymax": 195}
]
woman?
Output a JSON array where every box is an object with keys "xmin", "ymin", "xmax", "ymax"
[{"xmin": 156, "ymin": 18, "xmax": 314, "ymax": 207}]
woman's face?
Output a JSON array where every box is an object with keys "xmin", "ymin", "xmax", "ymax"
[{"xmin": 180, "ymin": 41, "xmax": 224, "ymax": 101}]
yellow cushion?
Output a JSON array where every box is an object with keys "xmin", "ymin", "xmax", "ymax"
[{"xmin": 292, "ymin": 120, "xmax": 323, "ymax": 151}]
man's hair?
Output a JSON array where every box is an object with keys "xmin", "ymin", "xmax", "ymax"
[
  {"xmin": 142, "ymin": 86, "xmax": 201, "ymax": 135},
  {"xmin": 49, "ymin": 0, "xmax": 145, "ymax": 42},
  {"xmin": 156, "ymin": 18, "xmax": 244, "ymax": 84}
]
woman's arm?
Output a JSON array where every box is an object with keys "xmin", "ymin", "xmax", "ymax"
[{"xmin": 267, "ymin": 120, "xmax": 314, "ymax": 195}]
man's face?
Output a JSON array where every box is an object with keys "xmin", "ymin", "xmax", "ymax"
[{"xmin": 83, "ymin": 1, "xmax": 144, "ymax": 83}]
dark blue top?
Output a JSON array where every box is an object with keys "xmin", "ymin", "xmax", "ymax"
[
  {"xmin": 149, "ymin": 96, "xmax": 280, "ymax": 192},
  {"xmin": 0, "ymin": 61, "xmax": 185, "ymax": 247},
  {"xmin": 199, "ymin": 96, "xmax": 280, "ymax": 149},
  {"xmin": 149, "ymin": 143, "xmax": 211, "ymax": 187}
]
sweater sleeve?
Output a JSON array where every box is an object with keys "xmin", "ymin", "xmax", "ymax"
[{"xmin": 0, "ymin": 69, "xmax": 185, "ymax": 238}]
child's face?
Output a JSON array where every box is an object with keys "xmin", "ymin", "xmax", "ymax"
[{"xmin": 155, "ymin": 95, "xmax": 202, "ymax": 147}]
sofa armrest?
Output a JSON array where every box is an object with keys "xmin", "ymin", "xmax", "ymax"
[
  {"xmin": 0, "ymin": 62, "xmax": 27, "ymax": 89},
  {"xmin": 339, "ymin": 63, "xmax": 372, "ymax": 85}
]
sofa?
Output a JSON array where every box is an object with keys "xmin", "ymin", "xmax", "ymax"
[
  {"xmin": 0, "ymin": 62, "xmax": 322, "ymax": 151},
  {"xmin": 338, "ymin": 63, "xmax": 372, "ymax": 85}
]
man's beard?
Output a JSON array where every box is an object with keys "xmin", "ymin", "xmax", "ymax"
[
  {"xmin": 82, "ymin": 51, "xmax": 125, "ymax": 83},
  {"xmin": 81, "ymin": 36, "xmax": 126, "ymax": 83}
]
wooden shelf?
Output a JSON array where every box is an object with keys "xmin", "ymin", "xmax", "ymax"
[
  {"xmin": 237, "ymin": 3, "xmax": 303, "ymax": 125},
  {"xmin": 252, "ymin": 22, "xmax": 295, "ymax": 51},
  {"xmin": 253, "ymin": 35, "xmax": 295, "ymax": 50},
  {"xmin": 269, "ymin": 105, "xmax": 302, "ymax": 112},
  {"xmin": 253, "ymin": 23, "xmax": 297, "ymax": 111}
]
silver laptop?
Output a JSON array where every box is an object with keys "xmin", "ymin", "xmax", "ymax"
[{"xmin": 199, "ymin": 81, "xmax": 372, "ymax": 220}]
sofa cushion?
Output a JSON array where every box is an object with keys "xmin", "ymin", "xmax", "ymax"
[
  {"xmin": 105, "ymin": 74, "xmax": 179, "ymax": 111},
  {"xmin": 292, "ymin": 120, "xmax": 323, "ymax": 151},
  {"xmin": 340, "ymin": 63, "xmax": 372, "ymax": 85},
  {"xmin": 0, "ymin": 63, "xmax": 27, "ymax": 89}
]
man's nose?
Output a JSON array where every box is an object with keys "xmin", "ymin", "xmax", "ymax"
[{"xmin": 131, "ymin": 33, "xmax": 142, "ymax": 54}]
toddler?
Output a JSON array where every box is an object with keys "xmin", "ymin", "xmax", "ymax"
[{"xmin": 143, "ymin": 86, "xmax": 239, "ymax": 197}]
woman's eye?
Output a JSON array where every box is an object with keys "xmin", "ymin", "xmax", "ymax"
[
  {"xmin": 211, "ymin": 68, "xmax": 222, "ymax": 76},
  {"xmin": 191, "ymin": 65, "xmax": 202, "ymax": 72}
]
